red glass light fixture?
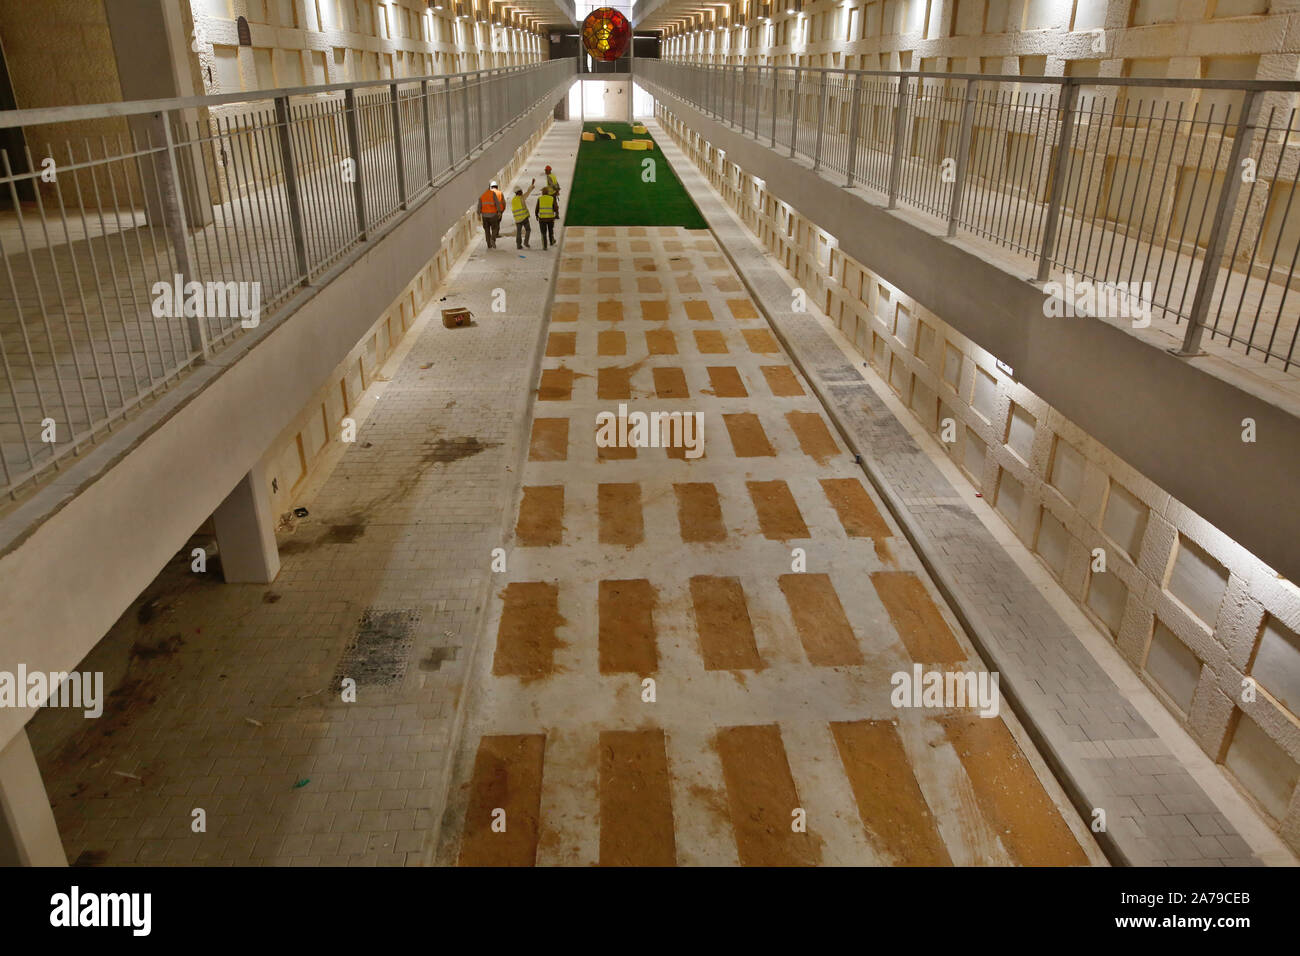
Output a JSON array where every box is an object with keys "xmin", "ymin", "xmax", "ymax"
[{"xmin": 581, "ymin": 7, "xmax": 631, "ymax": 61}]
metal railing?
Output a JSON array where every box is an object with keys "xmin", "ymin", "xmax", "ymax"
[
  {"xmin": 0, "ymin": 59, "xmax": 573, "ymax": 498},
  {"xmin": 639, "ymin": 59, "xmax": 1300, "ymax": 378}
]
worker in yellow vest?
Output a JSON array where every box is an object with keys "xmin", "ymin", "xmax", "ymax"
[
  {"xmin": 478, "ymin": 179, "xmax": 505, "ymax": 248},
  {"xmin": 511, "ymin": 178, "xmax": 536, "ymax": 250},
  {"xmin": 535, "ymin": 186, "xmax": 560, "ymax": 250},
  {"xmin": 544, "ymin": 165, "xmax": 561, "ymax": 201}
]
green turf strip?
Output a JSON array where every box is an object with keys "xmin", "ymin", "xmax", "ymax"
[{"xmin": 562, "ymin": 122, "xmax": 707, "ymax": 229}]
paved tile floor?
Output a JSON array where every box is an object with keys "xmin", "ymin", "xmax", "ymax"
[
  {"xmin": 649, "ymin": 117, "xmax": 1274, "ymax": 867},
  {"xmin": 434, "ymin": 224, "xmax": 1104, "ymax": 866}
]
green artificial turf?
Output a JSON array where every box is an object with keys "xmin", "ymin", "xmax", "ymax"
[{"xmin": 563, "ymin": 122, "xmax": 707, "ymax": 229}]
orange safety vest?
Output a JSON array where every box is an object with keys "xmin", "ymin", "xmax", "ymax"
[{"xmin": 479, "ymin": 189, "xmax": 503, "ymax": 216}]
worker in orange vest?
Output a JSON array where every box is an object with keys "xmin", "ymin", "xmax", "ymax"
[{"xmin": 478, "ymin": 180, "xmax": 506, "ymax": 248}]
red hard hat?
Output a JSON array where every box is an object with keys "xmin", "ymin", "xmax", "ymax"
[{"xmin": 545, "ymin": 165, "xmax": 552, "ymax": 171}]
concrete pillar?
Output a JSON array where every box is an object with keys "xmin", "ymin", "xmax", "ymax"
[
  {"xmin": 212, "ymin": 460, "xmax": 281, "ymax": 584},
  {"xmin": 104, "ymin": 0, "xmax": 215, "ymax": 228},
  {"xmin": 0, "ymin": 730, "xmax": 67, "ymax": 867}
]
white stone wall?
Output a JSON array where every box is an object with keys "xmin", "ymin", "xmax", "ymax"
[
  {"xmin": 188, "ymin": 0, "xmax": 547, "ymax": 96},
  {"xmin": 660, "ymin": 0, "xmax": 1296, "ymax": 83},
  {"xmin": 661, "ymin": 105, "xmax": 1300, "ymax": 853}
]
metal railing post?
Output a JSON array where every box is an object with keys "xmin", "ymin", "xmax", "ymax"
[
  {"xmin": 789, "ymin": 66, "xmax": 801, "ymax": 157},
  {"xmin": 813, "ymin": 70, "xmax": 828, "ymax": 171},
  {"xmin": 463, "ymin": 75, "xmax": 473, "ymax": 162},
  {"xmin": 443, "ymin": 76, "xmax": 456, "ymax": 169},
  {"xmin": 1034, "ymin": 79, "xmax": 1079, "ymax": 281},
  {"xmin": 946, "ymin": 77, "xmax": 978, "ymax": 237},
  {"xmin": 421, "ymin": 79, "xmax": 434, "ymax": 186},
  {"xmin": 741, "ymin": 65, "xmax": 750, "ymax": 134},
  {"xmin": 155, "ymin": 110, "xmax": 207, "ymax": 357},
  {"xmin": 476, "ymin": 72, "xmax": 486, "ymax": 149},
  {"xmin": 770, "ymin": 66, "xmax": 778, "ymax": 147},
  {"xmin": 343, "ymin": 88, "xmax": 368, "ymax": 240},
  {"xmin": 273, "ymin": 96, "xmax": 310, "ymax": 285},
  {"xmin": 389, "ymin": 83, "xmax": 407, "ymax": 209},
  {"xmin": 1176, "ymin": 89, "xmax": 1262, "ymax": 356},
  {"xmin": 886, "ymin": 73, "xmax": 911, "ymax": 209},
  {"xmin": 844, "ymin": 72, "xmax": 864, "ymax": 187},
  {"xmin": 730, "ymin": 65, "xmax": 738, "ymax": 126}
]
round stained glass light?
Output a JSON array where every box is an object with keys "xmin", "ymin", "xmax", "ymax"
[{"xmin": 581, "ymin": 7, "xmax": 630, "ymax": 61}]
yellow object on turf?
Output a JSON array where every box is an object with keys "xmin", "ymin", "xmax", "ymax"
[
  {"xmin": 632, "ymin": 124, "xmax": 647, "ymax": 134},
  {"xmin": 621, "ymin": 139, "xmax": 653, "ymax": 150},
  {"xmin": 581, "ymin": 131, "xmax": 596, "ymax": 141}
]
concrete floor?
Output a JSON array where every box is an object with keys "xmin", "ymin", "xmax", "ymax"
[{"xmin": 434, "ymin": 224, "xmax": 1104, "ymax": 866}]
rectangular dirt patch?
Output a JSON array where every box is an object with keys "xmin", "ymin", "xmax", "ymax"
[
  {"xmin": 706, "ymin": 366, "xmax": 747, "ymax": 398},
  {"xmin": 747, "ymin": 480, "xmax": 809, "ymax": 539},
  {"xmin": 641, "ymin": 300, "xmax": 669, "ymax": 321},
  {"xmin": 685, "ymin": 300, "xmax": 714, "ymax": 322},
  {"xmin": 537, "ymin": 367, "xmax": 574, "ymax": 402},
  {"xmin": 527, "ymin": 418, "xmax": 569, "ymax": 463},
  {"xmin": 546, "ymin": 332, "xmax": 576, "ymax": 357},
  {"xmin": 786, "ymin": 411, "xmax": 841, "ymax": 464},
  {"xmin": 597, "ymin": 300, "xmax": 624, "ymax": 321},
  {"xmin": 598, "ymin": 579, "xmax": 658, "ymax": 675},
  {"xmin": 871, "ymin": 571, "xmax": 967, "ymax": 664},
  {"xmin": 742, "ymin": 329, "xmax": 780, "ymax": 354},
  {"xmin": 493, "ymin": 582, "xmax": 564, "ymax": 678},
  {"xmin": 516, "ymin": 485, "xmax": 564, "ymax": 547},
  {"xmin": 598, "ymin": 330, "xmax": 627, "ymax": 357},
  {"xmin": 674, "ymin": 482, "xmax": 726, "ymax": 543},
  {"xmin": 821, "ymin": 478, "xmax": 890, "ymax": 539},
  {"xmin": 831, "ymin": 720, "xmax": 952, "ymax": 866},
  {"xmin": 552, "ymin": 302, "xmax": 579, "ymax": 322},
  {"xmin": 457, "ymin": 733, "xmax": 546, "ymax": 866},
  {"xmin": 761, "ymin": 365, "xmax": 804, "ymax": 397},
  {"xmin": 646, "ymin": 329, "xmax": 677, "ymax": 355},
  {"xmin": 940, "ymin": 714, "xmax": 1089, "ymax": 866},
  {"xmin": 653, "ymin": 367, "xmax": 689, "ymax": 399},
  {"xmin": 724, "ymin": 413, "xmax": 775, "ymax": 457},
  {"xmin": 598, "ymin": 482, "xmax": 644, "ymax": 546},
  {"xmin": 727, "ymin": 298, "xmax": 760, "ymax": 319},
  {"xmin": 694, "ymin": 330, "xmax": 728, "ymax": 354},
  {"xmin": 689, "ymin": 575, "xmax": 762, "ymax": 670},
  {"xmin": 528, "ymin": 418, "xmax": 569, "ymax": 461},
  {"xmin": 599, "ymin": 729, "xmax": 676, "ymax": 866},
  {"xmin": 715, "ymin": 724, "xmax": 820, "ymax": 866},
  {"xmin": 637, "ymin": 276, "xmax": 662, "ymax": 293},
  {"xmin": 779, "ymin": 573, "xmax": 863, "ymax": 666},
  {"xmin": 598, "ymin": 366, "xmax": 632, "ymax": 400}
]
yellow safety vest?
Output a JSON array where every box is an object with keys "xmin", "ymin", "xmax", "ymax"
[
  {"xmin": 537, "ymin": 194, "xmax": 557, "ymax": 220},
  {"xmin": 546, "ymin": 173, "xmax": 560, "ymax": 192},
  {"xmin": 511, "ymin": 195, "xmax": 529, "ymax": 222}
]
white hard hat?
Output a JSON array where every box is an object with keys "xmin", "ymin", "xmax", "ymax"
[{"xmin": 490, "ymin": 180, "xmax": 498, "ymax": 188}]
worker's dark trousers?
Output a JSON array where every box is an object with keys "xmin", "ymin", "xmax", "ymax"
[
  {"xmin": 539, "ymin": 218, "xmax": 556, "ymax": 249},
  {"xmin": 482, "ymin": 215, "xmax": 500, "ymax": 248},
  {"xmin": 515, "ymin": 217, "xmax": 531, "ymax": 248}
]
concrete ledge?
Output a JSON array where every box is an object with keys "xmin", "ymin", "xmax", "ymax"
[
  {"xmin": 0, "ymin": 81, "xmax": 571, "ymax": 753},
  {"xmin": 642, "ymin": 81, "xmax": 1300, "ymax": 586}
]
